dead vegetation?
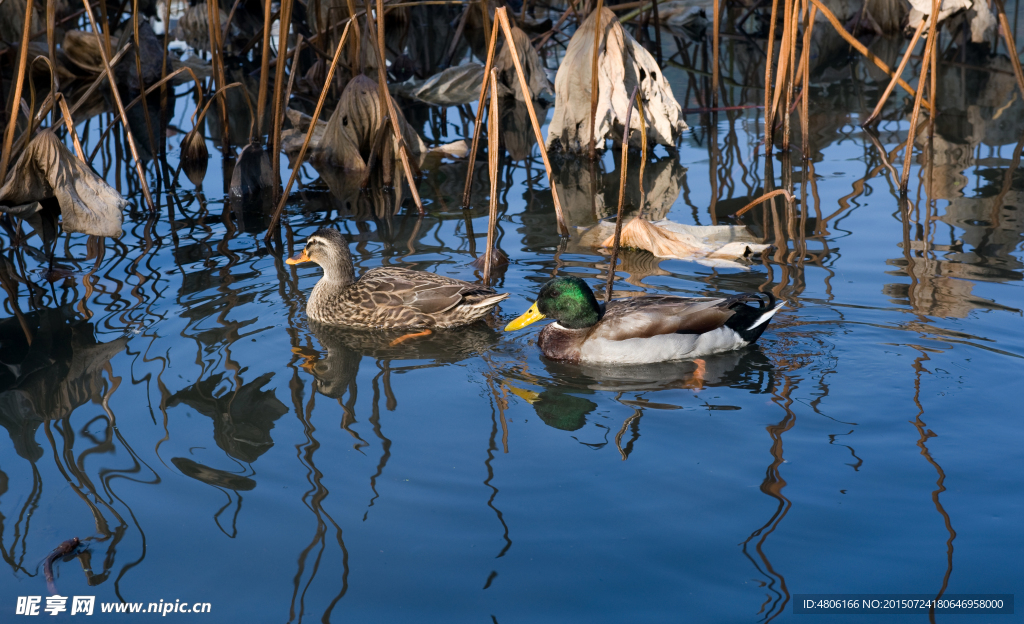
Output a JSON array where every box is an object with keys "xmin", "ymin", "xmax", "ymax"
[{"xmin": 0, "ymin": 0, "xmax": 1021, "ymax": 272}]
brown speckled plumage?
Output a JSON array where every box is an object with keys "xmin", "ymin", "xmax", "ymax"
[{"xmin": 294, "ymin": 227, "xmax": 507, "ymax": 329}]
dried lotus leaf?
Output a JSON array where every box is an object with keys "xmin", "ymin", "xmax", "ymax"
[
  {"xmin": 583, "ymin": 218, "xmax": 768, "ymax": 268},
  {"xmin": 412, "ymin": 63, "xmax": 486, "ymax": 106},
  {"xmin": 493, "ymin": 24, "xmax": 553, "ymax": 102},
  {"xmin": 0, "ymin": 130, "xmax": 125, "ymax": 238},
  {"xmin": 63, "ymin": 30, "xmax": 105, "ymax": 74},
  {"xmin": 230, "ymin": 141, "xmax": 273, "ymax": 198},
  {"xmin": 175, "ymin": 3, "xmax": 245, "ymax": 54},
  {"xmin": 318, "ymin": 74, "xmax": 427, "ymax": 171},
  {"xmin": 600, "ymin": 218, "xmax": 703, "ymax": 258},
  {"xmin": 0, "ymin": 0, "xmax": 42, "ymax": 47},
  {"xmin": 546, "ymin": 7, "xmax": 686, "ymax": 152}
]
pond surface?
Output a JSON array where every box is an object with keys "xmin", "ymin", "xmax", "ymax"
[{"xmin": 2, "ymin": 26, "xmax": 1023, "ymax": 624}]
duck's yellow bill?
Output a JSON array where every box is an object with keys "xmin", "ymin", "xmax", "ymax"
[
  {"xmin": 504, "ymin": 302, "xmax": 545, "ymax": 331},
  {"xmin": 286, "ymin": 249, "xmax": 311, "ymax": 265}
]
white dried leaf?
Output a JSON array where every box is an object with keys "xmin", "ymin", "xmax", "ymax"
[{"xmin": 547, "ymin": 7, "xmax": 686, "ymax": 152}]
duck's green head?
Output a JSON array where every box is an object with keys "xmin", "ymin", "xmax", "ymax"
[{"xmin": 505, "ymin": 277, "xmax": 601, "ymax": 331}]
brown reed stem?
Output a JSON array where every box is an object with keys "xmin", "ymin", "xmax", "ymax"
[
  {"xmin": 808, "ymin": 0, "xmax": 929, "ymax": 110},
  {"xmin": 207, "ymin": 0, "xmax": 230, "ymax": 149},
  {"xmin": 46, "ymin": 0, "xmax": 57, "ymax": 125},
  {"xmin": 496, "ymin": 8, "xmax": 567, "ymax": 234},
  {"xmin": 264, "ymin": 22, "xmax": 352, "ymax": 240},
  {"xmin": 56, "ymin": 94, "xmax": 85, "ymax": 161},
  {"xmin": 928, "ymin": 0, "xmax": 938, "ymax": 123},
  {"xmin": 900, "ymin": 20, "xmax": 935, "ymax": 192},
  {"xmin": 589, "ymin": 0, "xmax": 604, "ymax": 160},
  {"xmin": 712, "ymin": 0, "xmax": 719, "ymax": 109},
  {"xmin": 0, "ymin": 0, "xmax": 36, "ymax": 183},
  {"xmin": 636, "ymin": 93, "xmax": 647, "ymax": 216},
  {"xmin": 82, "ymin": 0, "xmax": 156, "ymax": 212},
  {"xmin": 68, "ymin": 41, "xmax": 133, "ymax": 116},
  {"xmin": 345, "ymin": 0, "xmax": 359, "ymax": 74},
  {"xmin": 605, "ymin": 85, "xmax": 640, "ymax": 303},
  {"xmin": 993, "ymin": 0, "xmax": 1024, "ymax": 96},
  {"xmin": 480, "ymin": 0, "xmax": 492, "ymax": 52},
  {"xmin": 734, "ymin": 188, "xmax": 795, "ymax": 216},
  {"xmin": 862, "ymin": 19, "xmax": 924, "ymax": 127},
  {"xmin": 124, "ymin": 67, "xmax": 205, "ymax": 116},
  {"xmin": 483, "ymin": 68, "xmax": 500, "ymax": 285},
  {"xmin": 443, "ymin": 4, "xmax": 471, "ymax": 67},
  {"xmin": 255, "ymin": 0, "xmax": 275, "ymax": 142},
  {"xmin": 769, "ymin": 0, "xmax": 794, "ymax": 142},
  {"xmin": 273, "ymin": 34, "xmax": 303, "ymax": 198},
  {"xmin": 132, "ymin": 0, "xmax": 158, "ymax": 155},
  {"xmin": 799, "ymin": 4, "xmax": 816, "ymax": 158},
  {"xmin": 371, "ymin": 0, "xmax": 423, "ymax": 213},
  {"xmin": 763, "ymin": 0, "xmax": 780, "ymax": 153},
  {"xmin": 460, "ymin": 17, "xmax": 501, "ymax": 207},
  {"xmin": 781, "ymin": 0, "xmax": 800, "ymax": 151}
]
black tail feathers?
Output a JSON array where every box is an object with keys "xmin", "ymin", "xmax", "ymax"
[{"xmin": 723, "ymin": 291, "xmax": 781, "ymax": 344}]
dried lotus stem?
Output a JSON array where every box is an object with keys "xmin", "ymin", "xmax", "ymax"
[
  {"xmin": 0, "ymin": 0, "xmax": 36, "ymax": 183},
  {"xmin": 763, "ymin": 0, "xmax": 779, "ymax": 153},
  {"xmin": 461, "ymin": 17, "xmax": 501, "ymax": 207},
  {"xmin": 712, "ymin": 0, "xmax": 719, "ymax": 109},
  {"xmin": 370, "ymin": 0, "xmax": 423, "ymax": 213},
  {"xmin": 899, "ymin": 14, "xmax": 936, "ymax": 193},
  {"xmin": 264, "ymin": 21, "xmax": 352, "ymax": 240},
  {"xmin": 605, "ymin": 85, "xmax": 640, "ymax": 303},
  {"xmin": 992, "ymin": 0, "xmax": 1024, "ymax": 96},
  {"xmin": 807, "ymin": 0, "xmax": 928, "ymax": 111},
  {"xmin": 68, "ymin": 42, "xmax": 133, "ymax": 117},
  {"xmin": 862, "ymin": 18, "xmax": 923, "ymax": 127},
  {"xmin": 133, "ymin": 0, "xmax": 157, "ymax": 153},
  {"xmin": 589, "ymin": 0, "xmax": 604, "ymax": 160},
  {"xmin": 734, "ymin": 189, "xmax": 796, "ymax": 216},
  {"xmin": 636, "ymin": 93, "xmax": 648, "ymax": 217},
  {"xmin": 82, "ymin": 0, "xmax": 156, "ymax": 212},
  {"xmin": 273, "ymin": 34, "xmax": 304, "ymax": 195},
  {"xmin": 483, "ymin": 69, "xmax": 500, "ymax": 285},
  {"xmin": 495, "ymin": 8, "xmax": 567, "ymax": 235},
  {"xmin": 57, "ymin": 94, "xmax": 86, "ymax": 161},
  {"xmin": 256, "ymin": 0, "xmax": 275, "ymax": 142}
]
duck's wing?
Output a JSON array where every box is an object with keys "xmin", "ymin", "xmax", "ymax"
[
  {"xmin": 591, "ymin": 296, "xmax": 735, "ymax": 341},
  {"xmin": 358, "ymin": 267, "xmax": 496, "ymax": 314}
]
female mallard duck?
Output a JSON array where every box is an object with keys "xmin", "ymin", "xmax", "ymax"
[
  {"xmin": 287, "ymin": 227, "xmax": 508, "ymax": 329},
  {"xmin": 504, "ymin": 277, "xmax": 784, "ymax": 364}
]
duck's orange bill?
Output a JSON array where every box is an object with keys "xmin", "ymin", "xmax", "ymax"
[
  {"xmin": 285, "ymin": 249, "xmax": 311, "ymax": 265},
  {"xmin": 504, "ymin": 302, "xmax": 545, "ymax": 331}
]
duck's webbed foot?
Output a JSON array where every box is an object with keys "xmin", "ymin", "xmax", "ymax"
[
  {"xmin": 388, "ymin": 329, "xmax": 433, "ymax": 346},
  {"xmin": 291, "ymin": 346, "xmax": 320, "ymax": 371}
]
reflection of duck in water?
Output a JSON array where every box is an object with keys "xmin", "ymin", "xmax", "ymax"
[
  {"xmin": 299, "ymin": 320, "xmax": 501, "ymax": 399},
  {"xmin": 506, "ymin": 348, "xmax": 774, "ymax": 431},
  {"xmin": 287, "ymin": 227, "xmax": 508, "ymax": 331},
  {"xmin": 505, "ymin": 277, "xmax": 784, "ymax": 364}
]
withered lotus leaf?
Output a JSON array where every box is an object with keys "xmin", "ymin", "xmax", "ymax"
[
  {"xmin": 409, "ymin": 63, "xmax": 485, "ymax": 106},
  {"xmin": 585, "ymin": 218, "xmax": 770, "ymax": 269},
  {"xmin": 546, "ymin": 7, "xmax": 686, "ymax": 153},
  {"xmin": 63, "ymin": 30, "xmax": 105, "ymax": 74},
  {"xmin": 0, "ymin": 130, "xmax": 125, "ymax": 238},
  {"xmin": 318, "ymin": 75, "xmax": 427, "ymax": 171},
  {"xmin": 493, "ymin": 24, "xmax": 553, "ymax": 102}
]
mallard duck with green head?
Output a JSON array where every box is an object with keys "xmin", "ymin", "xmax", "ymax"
[
  {"xmin": 287, "ymin": 227, "xmax": 508, "ymax": 329},
  {"xmin": 504, "ymin": 277, "xmax": 784, "ymax": 364}
]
